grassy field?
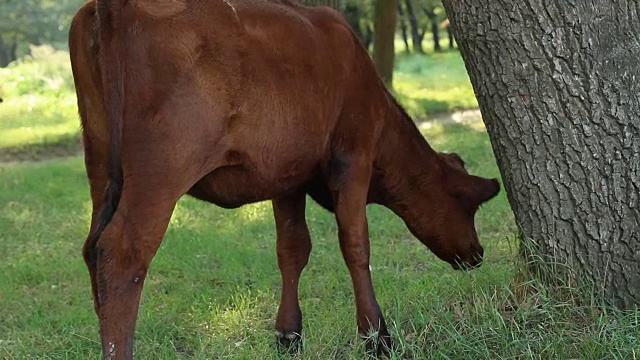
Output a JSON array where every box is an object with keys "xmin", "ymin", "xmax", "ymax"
[
  {"xmin": 2, "ymin": 124, "xmax": 638, "ymax": 359},
  {"xmin": 0, "ymin": 46, "xmax": 79, "ymax": 156},
  {"xmin": 1, "ymin": 47, "xmax": 638, "ymax": 359}
]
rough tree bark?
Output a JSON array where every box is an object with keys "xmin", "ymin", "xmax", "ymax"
[
  {"xmin": 373, "ymin": 0, "xmax": 398, "ymax": 86},
  {"xmin": 442, "ymin": 0, "xmax": 640, "ymax": 309}
]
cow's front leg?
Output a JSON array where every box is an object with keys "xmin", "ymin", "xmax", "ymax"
[
  {"xmin": 272, "ymin": 192, "xmax": 312, "ymax": 352},
  {"xmin": 331, "ymin": 158, "xmax": 392, "ymax": 356}
]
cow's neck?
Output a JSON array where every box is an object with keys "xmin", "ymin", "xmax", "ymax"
[{"xmin": 371, "ymin": 98, "xmax": 442, "ymax": 215}]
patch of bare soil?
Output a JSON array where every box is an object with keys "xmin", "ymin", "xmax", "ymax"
[{"xmin": 418, "ymin": 109, "xmax": 483, "ymax": 129}]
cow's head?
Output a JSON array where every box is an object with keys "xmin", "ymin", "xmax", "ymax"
[{"xmin": 395, "ymin": 152, "xmax": 500, "ymax": 270}]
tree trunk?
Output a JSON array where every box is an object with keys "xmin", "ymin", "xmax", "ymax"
[
  {"xmin": 0, "ymin": 44, "xmax": 9, "ymax": 67},
  {"xmin": 442, "ymin": 0, "xmax": 640, "ymax": 309},
  {"xmin": 447, "ymin": 26, "xmax": 455, "ymax": 49},
  {"xmin": 404, "ymin": 0, "xmax": 424, "ymax": 53},
  {"xmin": 363, "ymin": 24, "xmax": 374, "ymax": 51},
  {"xmin": 424, "ymin": 9, "xmax": 441, "ymax": 52},
  {"xmin": 9, "ymin": 40, "xmax": 18, "ymax": 62},
  {"xmin": 397, "ymin": 3, "xmax": 411, "ymax": 53},
  {"xmin": 0, "ymin": 36, "xmax": 18, "ymax": 67},
  {"xmin": 373, "ymin": 0, "xmax": 398, "ymax": 87},
  {"xmin": 431, "ymin": 20, "xmax": 441, "ymax": 52}
]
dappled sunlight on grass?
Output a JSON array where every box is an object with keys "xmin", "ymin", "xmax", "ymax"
[
  {"xmin": 1, "ymin": 200, "xmax": 37, "ymax": 230},
  {"xmin": 0, "ymin": 123, "xmax": 79, "ymax": 149},
  {"xmin": 169, "ymin": 201, "xmax": 199, "ymax": 229},
  {"xmin": 393, "ymin": 52, "xmax": 478, "ymax": 120},
  {"xmin": 198, "ymin": 290, "xmax": 274, "ymax": 342},
  {"xmin": 0, "ymin": 94, "xmax": 79, "ymax": 149},
  {"xmin": 237, "ymin": 201, "xmax": 272, "ymax": 224},
  {"xmin": 420, "ymin": 121, "xmax": 448, "ymax": 138}
]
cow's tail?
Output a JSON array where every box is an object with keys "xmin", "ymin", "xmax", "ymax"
[{"xmin": 90, "ymin": 0, "xmax": 127, "ymax": 245}]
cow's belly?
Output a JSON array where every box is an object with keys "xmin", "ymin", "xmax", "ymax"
[{"xmin": 187, "ymin": 162, "xmax": 317, "ymax": 209}]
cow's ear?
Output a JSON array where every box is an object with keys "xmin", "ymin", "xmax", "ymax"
[
  {"xmin": 463, "ymin": 175, "xmax": 500, "ymax": 206},
  {"xmin": 470, "ymin": 177, "xmax": 500, "ymax": 205},
  {"xmin": 450, "ymin": 174, "xmax": 500, "ymax": 207},
  {"xmin": 440, "ymin": 152, "xmax": 466, "ymax": 170}
]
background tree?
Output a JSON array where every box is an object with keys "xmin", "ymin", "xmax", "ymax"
[
  {"xmin": 299, "ymin": 0, "xmax": 375, "ymax": 49},
  {"xmin": 440, "ymin": 18, "xmax": 456, "ymax": 49},
  {"xmin": 0, "ymin": 0, "xmax": 84, "ymax": 67},
  {"xmin": 422, "ymin": 0, "xmax": 443, "ymax": 52},
  {"xmin": 342, "ymin": 0, "xmax": 374, "ymax": 49},
  {"xmin": 397, "ymin": 2, "xmax": 411, "ymax": 53},
  {"xmin": 394, "ymin": 0, "xmax": 448, "ymax": 54},
  {"xmin": 442, "ymin": 0, "xmax": 640, "ymax": 308},
  {"xmin": 402, "ymin": 0, "xmax": 425, "ymax": 53},
  {"xmin": 373, "ymin": 0, "xmax": 398, "ymax": 86}
]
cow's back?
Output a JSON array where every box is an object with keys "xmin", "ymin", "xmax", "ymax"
[{"xmin": 71, "ymin": 0, "xmax": 384, "ymax": 206}]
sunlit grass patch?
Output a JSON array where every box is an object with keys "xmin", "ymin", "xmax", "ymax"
[
  {"xmin": 393, "ymin": 52, "xmax": 478, "ymax": 120},
  {"xmin": 0, "ymin": 46, "xmax": 79, "ymax": 151},
  {"xmin": 0, "ymin": 95, "xmax": 79, "ymax": 149}
]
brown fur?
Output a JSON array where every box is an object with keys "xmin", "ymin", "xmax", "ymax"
[{"xmin": 69, "ymin": 0, "xmax": 500, "ymax": 358}]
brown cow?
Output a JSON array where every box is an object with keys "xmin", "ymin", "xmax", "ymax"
[{"xmin": 69, "ymin": 0, "xmax": 500, "ymax": 358}]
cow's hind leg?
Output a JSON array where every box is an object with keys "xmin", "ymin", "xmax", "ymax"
[
  {"xmin": 88, "ymin": 177, "xmax": 185, "ymax": 360},
  {"xmin": 82, "ymin": 140, "xmax": 109, "ymax": 316},
  {"xmin": 273, "ymin": 192, "xmax": 312, "ymax": 352}
]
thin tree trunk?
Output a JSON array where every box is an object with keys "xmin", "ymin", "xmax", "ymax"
[
  {"xmin": 447, "ymin": 26, "xmax": 455, "ymax": 49},
  {"xmin": 432, "ymin": 21, "xmax": 441, "ymax": 51},
  {"xmin": 363, "ymin": 24, "xmax": 374, "ymax": 51},
  {"xmin": 442, "ymin": 0, "xmax": 640, "ymax": 309},
  {"xmin": 0, "ymin": 44, "xmax": 9, "ymax": 67},
  {"xmin": 9, "ymin": 40, "xmax": 18, "ymax": 62},
  {"xmin": 397, "ymin": 3, "xmax": 411, "ymax": 53},
  {"xmin": 373, "ymin": 0, "xmax": 398, "ymax": 87},
  {"xmin": 404, "ymin": 0, "xmax": 424, "ymax": 53},
  {"xmin": 0, "ymin": 35, "xmax": 19, "ymax": 67},
  {"xmin": 424, "ymin": 9, "xmax": 441, "ymax": 52}
]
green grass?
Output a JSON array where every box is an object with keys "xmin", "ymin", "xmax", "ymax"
[
  {"xmin": 1, "ymin": 120, "xmax": 638, "ymax": 359},
  {"xmin": 0, "ymin": 95, "xmax": 79, "ymax": 149},
  {"xmin": 0, "ymin": 45, "xmax": 80, "ymax": 155},
  {"xmin": 393, "ymin": 51, "xmax": 478, "ymax": 120}
]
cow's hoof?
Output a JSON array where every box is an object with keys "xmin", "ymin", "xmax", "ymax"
[
  {"xmin": 275, "ymin": 330, "xmax": 302, "ymax": 354},
  {"xmin": 363, "ymin": 331, "xmax": 394, "ymax": 358}
]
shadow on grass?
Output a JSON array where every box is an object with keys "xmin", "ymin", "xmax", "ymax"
[{"xmin": 0, "ymin": 132, "xmax": 82, "ymax": 163}]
